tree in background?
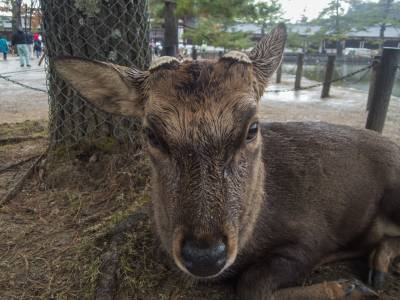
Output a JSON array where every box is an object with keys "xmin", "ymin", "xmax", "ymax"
[
  {"xmin": 0, "ymin": 0, "xmax": 23, "ymax": 32},
  {"xmin": 24, "ymin": 0, "xmax": 39, "ymax": 32},
  {"xmin": 163, "ymin": 0, "xmax": 178, "ymax": 55},
  {"xmin": 149, "ymin": 0, "xmax": 283, "ymax": 51},
  {"xmin": 315, "ymin": 0, "xmax": 350, "ymax": 56},
  {"xmin": 247, "ymin": 0, "xmax": 284, "ymax": 35}
]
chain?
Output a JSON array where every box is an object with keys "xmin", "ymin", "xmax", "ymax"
[
  {"xmin": 266, "ymin": 64, "xmax": 373, "ymax": 93},
  {"xmin": 341, "ymin": 67, "xmax": 371, "ymax": 85},
  {"xmin": 0, "ymin": 74, "xmax": 47, "ymax": 93},
  {"xmin": 0, "ymin": 68, "xmax": 44, "ymax": 76}
]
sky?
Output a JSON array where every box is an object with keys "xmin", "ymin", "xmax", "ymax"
[{"xmin": 278, "ymin": 0, "xmax": 377, "ymax": 22}]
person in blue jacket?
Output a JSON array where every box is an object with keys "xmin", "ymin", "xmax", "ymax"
[{"xmin": 0, "ymin": 36, "xmax": 9, "ymax": 61}]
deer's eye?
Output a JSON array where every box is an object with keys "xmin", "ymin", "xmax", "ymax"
[
  {"xmin": 144, "ymin": 127, "xmax": 162, "ymax": 149},
  {"xmin": 246, "ymin": 122, "xmax": 258, "ymax": 142}
]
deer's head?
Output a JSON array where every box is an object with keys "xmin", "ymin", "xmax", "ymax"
[{"xmin": 55, "ymin": 24, "xmax": 286, "ymax": 278}]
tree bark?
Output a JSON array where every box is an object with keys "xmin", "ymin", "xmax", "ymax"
[
  {"xmin": 40, "ymin": 0, "xmax": 150, "ymax": 147},
  {"xmin": 335, "ymin": 0, "xmax": 343, "ymax": 57},
  {"xmin": 12, "ymin": 0, "xmax": 22, "ymax": 32},
  {"xmin": 163, "ymin": 0, "xmax": 178, "ymax": 56}
]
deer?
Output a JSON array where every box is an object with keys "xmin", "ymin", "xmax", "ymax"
[{"xmin": 55, "ymin": 24, "xmax": 400, "ymax": 299}]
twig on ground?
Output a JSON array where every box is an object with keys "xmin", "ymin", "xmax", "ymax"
[
  {"xmin": 0, "ymin": 152, "xmax": 46, "ymax": 206},
  {"xmin": 0, "ymin": 155, "xmax": 41, "ymax": 174},
  {"xmin": 95, "ymin": 206, "xmax": 149, "ymax": 300},
  {"xmin": 0, "ymin": 136, "xmax": 46, "ymax": 146}
]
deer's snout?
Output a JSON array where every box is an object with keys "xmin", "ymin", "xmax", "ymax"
[{"xmin": 180, "ymin": 236, "xmax": 227, "ymax": 277}]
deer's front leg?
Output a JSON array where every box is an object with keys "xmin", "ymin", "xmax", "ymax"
[{"xmin": 237, "ymin": 254, "xmax": 378, "ymax": 300}]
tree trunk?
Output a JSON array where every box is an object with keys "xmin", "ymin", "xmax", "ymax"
[
  {"xmin": 335, "ymin": 0, "xmax": 343, "ymax": 57},
  {"xmin": 40, "ymin": 0, "xmax": 150, "ymax": 147},
  {"xmin": 24, "ymin": 4, "xmax": 27, "ymax": 32},
  {"xmin": 12, "ymin": 0, "xmax": 23, "ymax": 32},
  {"xmin": 28, "ymin": 0, "xmax": 35, "ymax": 32},
  {"xmin": 163, "ymin": 0, "xmax": 178, "ymax": 56}
]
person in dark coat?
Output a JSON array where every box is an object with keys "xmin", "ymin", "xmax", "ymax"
[{"xmin": 11, "ymin": 28, "xmax": 31, "ymax": 67}]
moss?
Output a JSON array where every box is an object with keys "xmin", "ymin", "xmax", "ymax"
[
  {"xmin": 92, "ymin": 136, "xmax": 118, "ymax": 153},
  {"xmin": 116, "ymin": 217, "xmax": 173, "ymax": 299},
  {"xmin": 74, "ymin": 0, "xmax": 101, "ymax": 16}
]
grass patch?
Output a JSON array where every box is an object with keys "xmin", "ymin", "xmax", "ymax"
[{"xmin": 0, "ymin": 119, "xmax": 48, "ymax": 138}]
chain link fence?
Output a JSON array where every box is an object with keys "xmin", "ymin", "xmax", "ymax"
[{"xmin": 39, "ymin": 0, "xmax": 150, "ymax": 148}]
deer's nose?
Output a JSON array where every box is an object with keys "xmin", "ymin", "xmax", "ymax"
[{"xmin": 181, "ymin": 237, "xmax": 227, "ymax": 277}]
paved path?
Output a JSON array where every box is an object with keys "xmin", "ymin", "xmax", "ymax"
[{"xmin": 0, "ymin": 56, "xmax": 48, "ymax": 123}]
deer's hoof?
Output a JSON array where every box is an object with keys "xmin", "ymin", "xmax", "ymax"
[
  {"xmin": 368, "ymin": 268, "xmax": 386, "ymax": 289},
  {"xmin": 338, "ymin": 279, "xmax": 379, "ymax": 299}
]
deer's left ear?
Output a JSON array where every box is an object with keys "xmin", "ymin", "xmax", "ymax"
[{"xmin": 249, "ymin": 24, "xmax": 287, "ymax": 95}]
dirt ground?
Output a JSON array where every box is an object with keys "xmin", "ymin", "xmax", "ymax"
[{"xmin": 0, "ymin": 75, "xmax": 400, "ymax": 299}]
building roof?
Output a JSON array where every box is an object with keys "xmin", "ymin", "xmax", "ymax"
[
  {"xmin": 347, "ymin": 26, "xmax": 400, "ymax": 38},
  {"xmin": 231, "ymin": 23, "xmax": 400, "ymax": 39}
]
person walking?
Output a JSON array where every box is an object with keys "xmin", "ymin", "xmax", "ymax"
[
  {"xmin": 26, "ymin": 31, "xmax": 34, "ymax": 59},
  {"xmin": 11, "ymin": 28, "xmax": 31, "ymax": 67},
  {"xmin": 33, "ymin": 32, "xmax": 40, "ymax": 43},
  {"xmin": 0, "ymin": 36, "xmax": 9, "ymax": 61},
  {"xmin": 33, "ymin": 38, "xmax": 42, "ymax": 59}
]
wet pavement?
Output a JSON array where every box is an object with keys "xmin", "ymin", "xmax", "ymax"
[
  {"xmin": 261, "ymin": 74, "xmax": 400, "ymax": 144},
  {"xmin": 0, "ymin": 56, "xmax": 48, "ymax": 123}
]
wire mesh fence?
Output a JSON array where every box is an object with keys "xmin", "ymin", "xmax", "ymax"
[{"xmin": 39, "ymin": 0, "xmax": 150, "ymax": 148}]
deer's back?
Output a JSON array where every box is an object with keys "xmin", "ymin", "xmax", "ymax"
[{"xmin": 253, "ymin": 122, "xmax": 400, "ymax": 257}]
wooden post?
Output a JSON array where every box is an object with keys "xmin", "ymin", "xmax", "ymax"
[
  {"xmin": 191, "ymin": 45, "xmax": 197, "ymax": 60},
  {"xmin": 294, "ymin": 53, "xmax": 304, "ymax": 90},
  {"xmin": 366, "ymin": 55, "xmax": 380, "ymax": 111},
  {"xmin": 276, "ymin": 63, "xmax": 282, "ymax": 83},
  {"xmin": 366, "ymin": 48, "xmax": 400, "ymax": 133},
  {"xmin": 321, "ymin": 55, "xmax": 336, "ymax": 98},
  {"xmin": 163, "ymin": 0, "xmax": 178, "ymax": 56}
]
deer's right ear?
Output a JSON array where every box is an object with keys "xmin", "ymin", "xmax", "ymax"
[{"xmin": 54, "ymin": 58, "xmax": 148, "ymax": 118}]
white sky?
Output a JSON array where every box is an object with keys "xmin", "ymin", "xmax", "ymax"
[{"xmin": 277, "ymin": 0, "xmax": 378, "ymax": 22}]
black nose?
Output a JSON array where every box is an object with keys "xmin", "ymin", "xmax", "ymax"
[{"xmin": 181, "ymin": 237, "xmax": 227, "ymax": 277}]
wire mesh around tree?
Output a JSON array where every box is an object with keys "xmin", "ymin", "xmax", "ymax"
[{"xmin": 40, "ymin": 0, "xmax": 150, "ymax": 148}]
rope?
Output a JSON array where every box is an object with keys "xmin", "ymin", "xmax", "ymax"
[
  {"xmin": 0, "ymin": 74, "xmax": 47, "ymax": 93},
  {"xmin": 266, "ymin": 64, "xmax": 373, "ymax": 93}
]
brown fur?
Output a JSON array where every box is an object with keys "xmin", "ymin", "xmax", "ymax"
[{"xmin": 54, "ymin": 24, "xmax": 400, "ymax": 299}]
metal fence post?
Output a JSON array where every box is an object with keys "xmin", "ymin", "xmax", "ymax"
[
  {"xmin": 276, "ymin": 63, "xmax": 282, "ymax": 83},
  {"xmin": 366, "ymin": 48, "xmax": 400, "ymax": 133},
  {"xmin": 191, "ymin": 45, "xmax": 197, "ymax": 60},
  {"xmin": 321, "ymin": 55, "xmax": 336, "ymax": 98},
  {"xmin": 294, "ymin": 53, "xmax": 304, "ymax": 90}
]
